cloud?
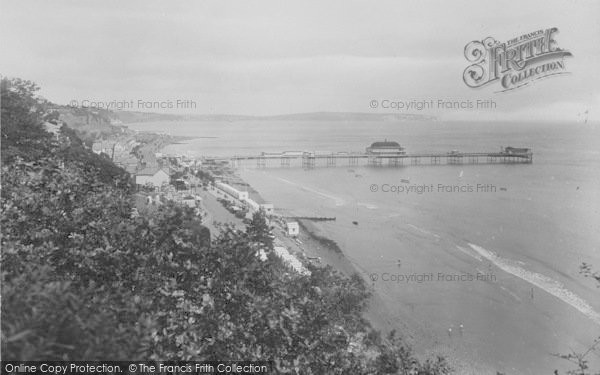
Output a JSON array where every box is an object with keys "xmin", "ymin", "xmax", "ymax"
[{"xmin": 1, "ymin": 0, "xmax": 598, "ymax": 117}]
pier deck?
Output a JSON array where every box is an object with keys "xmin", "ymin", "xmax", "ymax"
[{"xmin": 220, "ymin": 149, "xmax": 532, "ymax": 169}]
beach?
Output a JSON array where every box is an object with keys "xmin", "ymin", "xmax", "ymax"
[
  {"xmin": 128, "ymin": 119, "xmax": 600, "ymax": 374},
  {"xmin": 237, "ymin": 163, "xmax": 599, "ymax": 375},
  {"xmin": 192, "ymin": 162, "xmax": 598, "ymax": 374}
]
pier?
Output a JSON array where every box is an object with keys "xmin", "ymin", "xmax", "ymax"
[{"xmin": 225, "ymin": 147, "xmax": 532, "ymax": 169}]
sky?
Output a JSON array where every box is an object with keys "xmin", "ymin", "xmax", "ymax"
[{"xmin": 1, "ymin": 0, "xmax": 599, "ymax": 122}]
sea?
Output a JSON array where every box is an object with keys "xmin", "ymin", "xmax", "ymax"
[{"xmin": 128, "ymin": 120, "xmax": 600, "ymax": 374}]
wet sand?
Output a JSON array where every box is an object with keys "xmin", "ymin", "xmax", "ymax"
[{"xmin": 237, "ymin": 167, "xmax": 600, "ymax": 375}]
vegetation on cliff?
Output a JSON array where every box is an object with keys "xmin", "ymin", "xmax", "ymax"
[{"xmin": 1, "ymin": 77, "xmax": 452, "ymax": 374}]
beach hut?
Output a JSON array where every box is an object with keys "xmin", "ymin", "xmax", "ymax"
[{"xmin": 286, "ymin": 221, "xmax": 300, "ymax": 237}]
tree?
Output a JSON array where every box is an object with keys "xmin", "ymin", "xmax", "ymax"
[
  {"xmin": 57, "ymin": 124, "xmax": 131, "ymax": 188},
  {"xmin": 1, "ymin": 77, "xmax": 53, "ymax": 163},
  {"xmin": 2, "ymin": 77, "xmax": 452, "ymax": 374},
  {"xmin": 246, "ymin": 210, "xmax": 274, "ymax": 249}
]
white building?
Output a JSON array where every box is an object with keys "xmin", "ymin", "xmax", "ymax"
[
  {"xmin": 135, "ymin": 168, "xmax": 170, "ymax": 188},
  {"xmin": 286, "ymin": 221, "xmax": 300, "ymax": 237},
  {"xmin": 181, "ymin": 195, "xmax": 197, "ymax": 208},
  {"xmin": 260, "ymin": 203, "xmax": 274, "ymax": 216},
  {"xmin": 245, "ymin": 198, "xmax": 274, "ymax": 216},
  {"xmin": 215, "ymin": 182, "xmax": 249, "ymax": 201},
  {"xmin": 245, "ymin": 198, "xmax": 260, "ymax": 212},
  {"xmin": 43, "ymin": 121, "xmax": 61, "ymax": 139}
]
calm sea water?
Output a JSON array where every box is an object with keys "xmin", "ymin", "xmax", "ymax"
[{"xmin": 129, "ymin": 120, "xmax": 600, "ymax": 373}]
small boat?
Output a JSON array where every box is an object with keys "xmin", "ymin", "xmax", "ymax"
[{"xmin": 352, "ymin": 221, "xmax": 359, "ymax": 225}]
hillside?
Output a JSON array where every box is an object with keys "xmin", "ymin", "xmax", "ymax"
[
  {"xmin": 1, "ymin": 77, "xmax": 451, "ymax": 373},
  {"xmin": 113, "ymin": 111, "xmax": 436, "ymax": 124},
  {"xmin": 252, "ymin": 112, "xmax": 436, "ymax": 122}
]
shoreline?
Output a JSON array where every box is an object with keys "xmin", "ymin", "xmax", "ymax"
[
  {"xmin": 151, "ymin": 143, "xmax": 598, "ymax": 374},
  {"xmin": 224, "ymin": 168, "xmax": 480, "ymax": 373},
  {"xmin": 167, "ymin": 155, "xmax": 492, "ymax": 373},
  {"xmin": 296, "ymin": 219, "xmax": 343, "ymax": 254},
  {"xmin": 293, "ymin": 217, "xmax": 476, "ymax": 372},
  {"xmin": 293, "ymin": 218, "xmax": 359, "ymax": 276},
  {"xmin": 233, "ymin": 167, "xmax": 560, "ymax": 375}
]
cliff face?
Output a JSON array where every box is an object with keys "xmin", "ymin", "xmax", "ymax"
[
  {"xmin": 56, "ymin": 106, "xmax": 124, "ymax": 139},
  {"xmin": 47, "ymin": 106, "xmax": 170, "ymax": 174}
]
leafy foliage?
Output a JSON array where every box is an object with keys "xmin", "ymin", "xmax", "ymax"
[
  {"xmin": 1, "ymin": 78, "xmax": 53, "ymax": 163},
  {"xmin": 246, "ymin": 210, "xmax": 274, "ymax": 249},
  {"xmin": 1, "ymin": 77, "xmax": 452, "ymax": 374},
  {"xmin": 554, "ymin": 336, "xmax": 600, "ymax": 375}
]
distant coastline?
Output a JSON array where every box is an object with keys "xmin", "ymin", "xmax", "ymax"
[{"xmin": 116, "ymin": 111, "xmax": 437, "ymax": 124}]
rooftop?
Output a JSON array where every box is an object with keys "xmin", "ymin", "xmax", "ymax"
[
  {"xmin": 370, "ymin": 140, "xmax": 402, "ymax": 148},
  {"xmin": 136, "ymin": 166, "xmax": 170, "ymax": 176}
]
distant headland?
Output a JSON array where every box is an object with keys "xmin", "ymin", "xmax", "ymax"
[{"xmin": 115, "ymin": 111, "xmax": 437, "ymax": 123}]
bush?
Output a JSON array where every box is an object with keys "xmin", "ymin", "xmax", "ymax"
[{"xmin": 1, "ymin": 77, "xmax": 452, "ymax": 374}]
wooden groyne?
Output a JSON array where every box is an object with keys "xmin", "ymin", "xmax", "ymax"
[{"xmin": 285, "ymin": 216, "xmax": 336, "ymax": 221}]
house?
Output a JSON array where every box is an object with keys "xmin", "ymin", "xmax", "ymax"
[
  {"xmin": 135, "ymin": 167, "xmax": 170, "ymax": 188},
  {"xmin": 260, "ymin": 203, "xmax": 274, "ymax": 216},
  {"xmin": 43, "ymin": 121, "xmax": 61, "ymax": 139},
  {"xmin": 181, "ymin": 195, "xmax": 202, "ymax": 208},
  {"xmin": 286, "ymin": 221, "xmax": 300, "ymax": 237}
]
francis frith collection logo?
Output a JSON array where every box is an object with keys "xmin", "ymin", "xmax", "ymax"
[{"xmin": 463, "ymin": 27, "xmax": 572, "ymax": 92}]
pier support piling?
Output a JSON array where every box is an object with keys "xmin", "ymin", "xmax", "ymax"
[
  {"xmin": 230, "ymin": 147, "xmax": 532, "ymax": 169},
  {"xmin": 257, "ymin": 157, "xmax": 266, "ymax": 168}
]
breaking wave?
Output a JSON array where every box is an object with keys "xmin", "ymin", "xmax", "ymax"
[{"xmin": 468, "ymin": 243, "xmax": 600, "ymax": 325}]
